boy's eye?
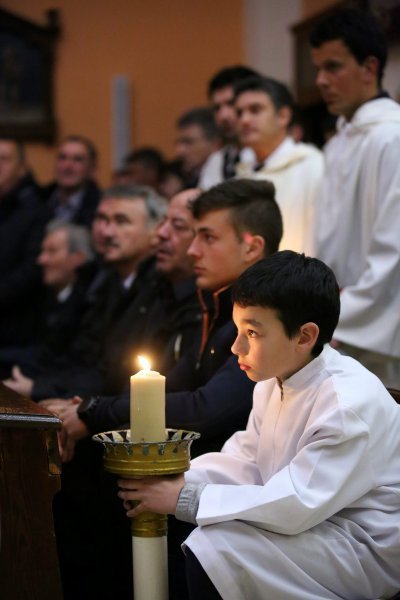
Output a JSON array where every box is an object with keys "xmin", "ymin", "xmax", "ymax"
[
  {"xmin": 247, "ymin": 329, "xmax": 258, "ymax": 338},
  {"xmin": 202, "ymin": 234, "xmax": 215, "ymax": 243}
]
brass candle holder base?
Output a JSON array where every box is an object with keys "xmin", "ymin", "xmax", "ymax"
[{"xmin": 93, "ymin": 429, "xmax": 200, "ymax": 537}]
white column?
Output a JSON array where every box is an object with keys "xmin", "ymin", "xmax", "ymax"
[{"xmin": 111, "ymin": 74, "xmax": 132, "ymax": 171}]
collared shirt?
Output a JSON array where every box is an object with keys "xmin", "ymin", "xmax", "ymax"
[{"xmin": 50, "ymin": 187, "xmax": 85, "ymax": 222}]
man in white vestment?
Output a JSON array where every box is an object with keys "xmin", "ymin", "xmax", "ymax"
[
  {"xmin": 310, "ymin": 9, "xmax": 400, "ymax": 387},
  {"xmin": 234, "ymin": 76, "xmax": 323, "ymax": 255},
  {"xmin": 118, "ymin": 251, "xmax": 400, "ymax": 600}
]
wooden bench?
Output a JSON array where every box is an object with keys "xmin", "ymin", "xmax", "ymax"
[{"xmin": 0, "ymin": 383, "xmax": 63, "ymax": 599}]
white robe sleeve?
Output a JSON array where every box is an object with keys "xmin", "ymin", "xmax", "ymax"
[
  {"xmin": 195, "ymin": 404, "xmax": 374, "ymax": 535},
  {"xmin": 185, "ymin": 415, "xmax": 264, "ymax": 486},
  {"xmin": 185, "ymin": 382, "xmax": 276, "ymax": 486},
  {"xmin": 334, "ymin": 134, "xmax": 400, "ymax": 355}
]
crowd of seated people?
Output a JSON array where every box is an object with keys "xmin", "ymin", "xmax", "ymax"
[{"xmin": 1, "ymin": 9, "xmax": 400, "ymax": 600}]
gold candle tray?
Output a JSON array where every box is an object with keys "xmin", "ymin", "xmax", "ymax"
[{"xmin": 92, "ymin": 428, "xmax": 200, "ymax": 476}]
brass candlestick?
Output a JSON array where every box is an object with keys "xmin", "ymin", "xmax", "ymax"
[{"xmin": 93, "ymin": 428, "xmax": 200, "ymax": 537}]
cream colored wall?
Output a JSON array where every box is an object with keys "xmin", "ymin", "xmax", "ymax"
[
  {"xmin": 0, "ymin": 1, "xmax": 244, "ymax": 186},
  {"xmin": 244, "ymin": 0, "xmax": 301, "ymax": 88}
]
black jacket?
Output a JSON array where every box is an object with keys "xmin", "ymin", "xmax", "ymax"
[
  {"xmin": 31, "ymin": 260, "xmax": 202, "ymax": 400},
  {"xmin": 42, "ymin": 179, "xmax": 101, "ymax": 229},
  {"xmin": 98, "ymin": 272, "xmax": 201, "ymax": 395},
  {"xmin": 31, "ymin": 257, "xmax": 159, "ymax": 399},
  {"xmin": 24, "ymin": 261, "xmax": 101, "ymax": 378},
  {"xmin": 88, "ymin": 287, "xmax": 255, "ymax": 456},
  {"xmin": 0, "ymin": 175, "xmax": 49, "ymax": 349}
]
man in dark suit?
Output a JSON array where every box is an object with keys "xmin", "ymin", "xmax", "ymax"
[{"xmin": 0, "ymin": 138, "xmax": 49, "ymax": 377}]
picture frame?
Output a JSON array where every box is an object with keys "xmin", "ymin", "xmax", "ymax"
[{"xmin": 0, "ymin": 7, "xmax": 59, "ymax": 142}]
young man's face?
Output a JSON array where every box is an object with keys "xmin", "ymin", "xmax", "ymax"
[
  {"xmin": 155, "ymin": 191, "xmax": 195, "ymax": 282},
  {"xmin": 311, "ymin": 39, "xmax": 375, "ymax": 121},
  {"xmin": 187, "ymin": 208, "xmax": 250, "ymax": 291},
  {"xmin": 211, "ymin": 86, "xmax": 237, "ymax": 143},
  {"xmin": 95, "ymin": 197, "xmax": 153, "ymax": 267},
  {"xmin": 55, "ymin": 141, "xmax": 95, "ymax": 191},
  {"xmin": 231, "ymin": 304, "xmax": 304, "ymax": 382},
  {"xmin": 235, "ymin": 90, "xmax": 287, "ymax": 154}
]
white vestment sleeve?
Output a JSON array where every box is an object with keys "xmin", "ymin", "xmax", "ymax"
[
  {"xmin": 195, "ymin": 405, "xmax": 374, "ymax": 535},
  {"xmin": 332, "ymin": 134, "xmax": 400, "ymax": 354},
  {"xmin": 185, "ymin": 382, "xmax": 274, "ymax": 486}
]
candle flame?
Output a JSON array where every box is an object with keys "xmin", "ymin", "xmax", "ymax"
[{"xmin": 137, "ymin": 355, "xmax": 151, "ymax": 371}]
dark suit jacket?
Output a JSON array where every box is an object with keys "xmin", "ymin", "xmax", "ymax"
[
  {"xmin": 24, "ymin": 261, "xmax": 101, "ymax": 378},
  {"xmin": 42, "ymin": 179, "xmax": 101, "ymax": 229}
]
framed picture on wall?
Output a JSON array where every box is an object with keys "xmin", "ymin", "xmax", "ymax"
[{"xmin": 0, "ymin": 7, "xmax": 59, "ymax": 142}]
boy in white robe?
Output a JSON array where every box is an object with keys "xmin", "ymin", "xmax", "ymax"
[{"xmin": 118, "ymin": 251, "xmax": 400, "ymax": 600}]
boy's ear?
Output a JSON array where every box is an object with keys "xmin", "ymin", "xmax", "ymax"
[
  {"xmin": 243, "ymin": 233, "xmax": 265, "ymax": 264},
  {"xmin": 297, "ymin": 322, "xmax": 319, "ymax": 353},
  {"xmin": 362, "ymin": 55, "xmax": 379, "ymax": 82},
  {"xmin": 277, "ymin": 105, "xmax": 292, "ymax": 130}
]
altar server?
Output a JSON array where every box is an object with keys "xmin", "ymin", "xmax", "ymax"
[{"xmin": 119, "ymin": 251, "xmax": 400, "ymax": 600}]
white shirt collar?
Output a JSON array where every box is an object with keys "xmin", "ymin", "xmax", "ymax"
[{"xmin": 57, "ymin": 284, "xmax": 73, "ymax": 302}]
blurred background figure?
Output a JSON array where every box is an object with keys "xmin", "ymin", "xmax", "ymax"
[
  {"xmin": 234, "ymin": 76, "xmax": 323, "ymax": 255},
  {"xmin": 158, "ymin": 159, "xmax": 185, "ymax": 199},
  {"xmin": 0, "ymin": 137, "xmax": 49, "ymax": 378},
  {"xmin": 43, "ymin": 134, "xmax": 101, "ymax": 229},
  {"xmin": 3, "ymin": 184, "xmax": 167, "ymax": 401},
  {"xmin": 175, "ymin": 107, "xmax": 221, "ymax": 188},
  {"xmin": 199, "ymin": 64, "xmax": 259, "ymax": 189},
  {"xmin": 4, "ymin": 220, "xmax": 97, "ymax": 392},
  {"xmin": 123, "ymin": 146, "xmax": 165, "ymax": 190}
]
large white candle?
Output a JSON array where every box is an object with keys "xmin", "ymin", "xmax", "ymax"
[
  {"xmin": 129, "ymin": 356, "xmax": 168, "ymax": 600},
  {"xmin": 133, "ymin": 537, "xmax": 168, "ymax": 600},
  {"xmin": 130, "ymin": 356, "xmax": 166, "ymax": 442}
]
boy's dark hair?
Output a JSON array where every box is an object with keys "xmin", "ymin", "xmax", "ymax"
[
  {"xmin": 208, "ymin": 65, "xmax": 260, "ymax": 98},
  {"xmin": 191, "ymin": 179, "xmax": 282, "ymax": 257},
  {"xmin": 177, "ymin": 107, "xmax": 219, "ymax": 141},
  {"xmin": 309, "ymin": 9, "xmax": 387, "ymax": 86},
  {"xmin": 234, "ymin": 76, "xmax": 294, "ymax": 114},
  {"xmin": 231, "ymin": 250, "xmax": 340, "ymax": 357}
]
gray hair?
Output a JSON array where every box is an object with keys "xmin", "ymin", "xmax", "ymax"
[
  {"xmin": 45, "ymin": 220, "xmax": 94, "ymax": 261},
  {"xmin": 101, "ymin": 184, "xmax": 167, "ymax": 227}
]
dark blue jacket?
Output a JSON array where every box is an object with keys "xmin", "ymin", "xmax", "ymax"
[{"xmin": 88, "ymin": 287, "xmax": 255, "ymax": 457}]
